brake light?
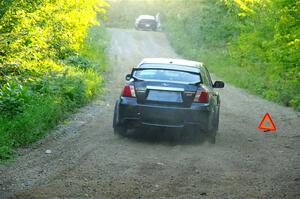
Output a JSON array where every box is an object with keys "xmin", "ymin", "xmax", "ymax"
[
  {"xmin": 194, "ymin": 90, "xmax": 209, "ymax": 103},
  {"xmin": 122, "ymin": 85, "xmax": 136, "ymax": 97}
]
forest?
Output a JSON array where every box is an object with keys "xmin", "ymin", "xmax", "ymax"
[{"xmin": 0, "ymin": 0, "xmax": 109, "ymax": 160}]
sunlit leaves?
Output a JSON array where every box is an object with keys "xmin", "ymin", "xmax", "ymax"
[
  {"xmin": 0, "ymin": 1, "xmax": 109, "ymax": 159},
  {"xmin": 0, "ymin": 0, "xmax": 109, "ymax": 113},
  {"xmin": 0, "ymin": 0, "xmax": 108, "ymax": 64}
]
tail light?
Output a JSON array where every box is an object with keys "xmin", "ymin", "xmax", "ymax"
[
  {"xmin": 122, "ymin": 84, "xmax": 136, "ymax": 97},
  {"xmin": 194, "ymin": 90, "xmax": 209, "ymax": 103}
]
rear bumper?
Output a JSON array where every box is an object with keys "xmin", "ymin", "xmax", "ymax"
[
  {"xmin": 118, "ymin": 97, "xmax": 211, "ymax": 130},
  {"xmin": 135, "ymin": 23, "xmax": 156, "ymax": 30}
]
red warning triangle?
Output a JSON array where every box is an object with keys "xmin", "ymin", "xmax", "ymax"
[{"xmin": 258, "ymin": 113, "xmax": 277, "ymax": 131}]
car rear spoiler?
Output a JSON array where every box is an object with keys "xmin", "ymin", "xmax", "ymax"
[
  {"xmin": 129, "ymin": 68, "xmax": 202, "ymax": 85},
  {"xmin": 131, "ymin": 67, "xmax": 200, "ymax": 75}
]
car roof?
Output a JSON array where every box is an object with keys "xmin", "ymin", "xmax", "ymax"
[
  {"xmin": 137, "ymin": 15, "xmax": 155, "ymax": 20},
  {"xmin": 137, "ymin": 58, "xmax": 203, "ymax": 73}
]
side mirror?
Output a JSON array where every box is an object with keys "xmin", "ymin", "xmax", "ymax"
[
  {"xmin": 125, "ymin": 74, "xmax": 131, "ymax": 81},
  {"xmin": 213, "ymin": 81, "xmax": 224, "ymax": 88}
]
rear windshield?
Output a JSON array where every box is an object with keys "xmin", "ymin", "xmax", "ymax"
[
  {"xmin": 133, "ymin": 69, "xmax": 201, "ymax": 84},
  {"xmin": 139, "ymin": 19, "xmax": 156, "ymax": 23}
]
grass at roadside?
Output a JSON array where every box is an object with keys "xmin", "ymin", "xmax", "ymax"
[{"xmin": 0, "ymin": 26, "xmax": 109, "ymax": 162}]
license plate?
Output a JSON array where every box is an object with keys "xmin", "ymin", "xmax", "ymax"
[
  {"xmin": 147, "ymin": 90, "xmax": 182, "ymax": 102},
  {"xmin": 145, "ymin": 24, "xmax": 150, "ymax": 27}
]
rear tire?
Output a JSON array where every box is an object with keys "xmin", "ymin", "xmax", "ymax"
[
  {"xmin": 113, "ymin": 101, "xmax": 127, "ymax": 136},
  {"xmin": 206, "ymin": 108, "xmax": 219, "ymax": 144},
  {"xmin": 114, "ymin": 125, "xmax": 127, "ymax": 136}
]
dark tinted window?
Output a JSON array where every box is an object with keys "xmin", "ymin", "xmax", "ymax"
[
  {"xmin": 139, "ymin": 19, "xmax": 156, "ymax": 24},
  {"xmin": 133, "ymin": 69, "xmax": 201, "ymax": 84}
]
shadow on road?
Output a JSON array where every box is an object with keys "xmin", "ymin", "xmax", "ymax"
[{"xmin": 119, "ymin": 127, "xmax": 208, "ymax": 146}]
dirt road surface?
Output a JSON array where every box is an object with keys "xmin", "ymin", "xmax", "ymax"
[{"xmin": 0, "ymin": 28, "xmax": 299, "ymax": 198}]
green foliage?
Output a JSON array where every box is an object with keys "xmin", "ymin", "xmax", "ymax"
[
  {"xmin": 0, "ymin": 0, "xmax": 108, "ymax": 62},
  {"xmin": 221, "ymin": 0, "xmax": 300, "ymax": 109},
  {"xmin": 1, "ymin": 96, "xmax": 61, "ymax": 147},
  {"xmin": 0, "ymin": 146, "xmax": 14, "ymax": 161},
  {"xmin": 0, "ymin": 80, "xmax": 30, "ymax": 116},
  {"xmin": 0, "ymin": 0, "xmax": 109, "ymax": 161}
]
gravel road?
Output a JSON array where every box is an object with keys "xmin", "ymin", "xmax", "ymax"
[{"xmin": 0, "ymin": 28, "xmax": 299, "ymax": 199}]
